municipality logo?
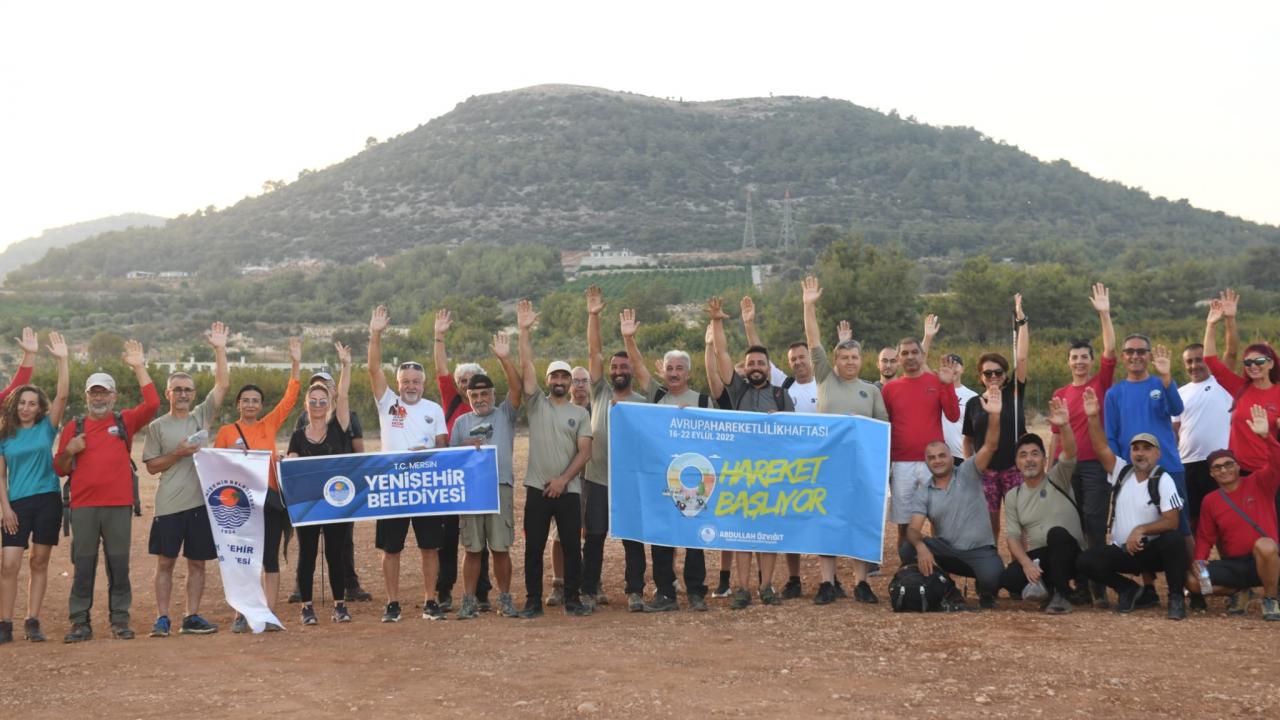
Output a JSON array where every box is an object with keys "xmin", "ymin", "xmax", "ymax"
[
  {"xmin": 699, "ymin": 525, "xmax": 717, "ymax": 543},
  {"xmin": 323, "ymin": 476, "xmax": 356, "ymax": 507},
  {"xmin": 664, "ymin": 452, "xmax": 717, "ymax": 518},
  {"xmin": 206, "ymin": 482, "xmax": 253, "ymax": 532}
]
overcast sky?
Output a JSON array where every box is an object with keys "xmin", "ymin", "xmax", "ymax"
[{"xmin": 1, "ymin": 1, "xmax": 1276, "ymax": 249}]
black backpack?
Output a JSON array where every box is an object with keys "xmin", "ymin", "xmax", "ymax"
[
  {"xmin": 1107, "ymin": 463, "xmax": 1165, "ymax": 534},
  {"xmin": 889, "ymin": 564, "xmax": 959, "ymax": 612},
  {"xmin": 62, "ymin": 412, "xmax": 142, "ymax": 536}
]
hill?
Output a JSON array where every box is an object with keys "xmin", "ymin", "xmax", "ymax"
[{"xmin": 1, "ymin": 213, "xmax": 165, "ymax": 280}]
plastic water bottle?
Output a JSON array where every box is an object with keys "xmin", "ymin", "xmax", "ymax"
[{"xmin": 1195, "ymin": 560, "xmax": 1213, "ymax": 595}]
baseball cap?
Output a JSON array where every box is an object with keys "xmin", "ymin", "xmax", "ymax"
[
  {"xmin": 546, "ymin": 360, "xmax": 573, "ymax": 376},
  {"xmin": 85, "ymin": 372, "xmax": 116, "ymax": 392},
  {"xmin": 467, "ymin": 374, "xmax": 495, "ymax": 390},
  {"xmin": 1129, "ymin": 432, "xmax": 1160, "ymax": 449},
  {"xmin": 309, "ymin": 370, "xmax": 334, "ymax": 383}
]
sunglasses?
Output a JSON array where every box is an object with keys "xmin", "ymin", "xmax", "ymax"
[
  {"xmin": 1122, "ymin": 348, "xmax": 1151, "ymax": 356},
  {"xmin": 307, "ymin": 398, "xmax": 330, "ymax": 407},
  {"xmin": 1243, "ymin": 357, "xmax": 1272, "ymax": 368},
  {"xmin": 170, "ymin": 387, "xmax": 196, "ymax": 394},
  {"xmin": 1210, "ymin": 460, "xmax": 1237, "ymax": 473},
  {"xmin": 981, "ymin": 369, "xmax": 1005, "ymax": 379},
  {"xmin": 398, "ymin": 362, "xmax": 425, "ymax": 371}
]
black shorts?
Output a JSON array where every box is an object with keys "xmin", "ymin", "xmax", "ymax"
[
  {"xmin": 375, "ymin": 515, "xmax": 444, "ymax": 553},
  {"xmin": 2, "ymin": 492, "xmax": 62, "ymax": 549},
  {"xmin": 148, "ymin": 505, "xmax": 218, "ymax": 561},
  {"xmin": 1208, "ymin": 555, "xmax": 1263, "ymax": 591}
]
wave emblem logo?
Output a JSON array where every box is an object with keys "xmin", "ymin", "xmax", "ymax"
[
  {"xmin": 664, "ymin": 452, "xmax": 717, "ymax": 518},
  {"xmin": 206, "ymin": 482, "xmax": 253, "ymax": 532},
  {"xmin": 698, "ymin": 525, "xmax": 717, "ymax": 543},
  {"xmin": 323, "ymin": 476, "xmax": 356, "ymax": 508}
]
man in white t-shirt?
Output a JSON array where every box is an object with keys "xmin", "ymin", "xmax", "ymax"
[
  {"xmin": 1173, "ymin": 342, "xmax": 1232, "ymax": 533},
  {"xmin": 1078, "ymin": 387, "xmax": 1189, "ymax": 620},
  {"xmin": 941, "ymin": 354, "xmax": 979, "ymax": 464},
  {"xmin": 367, "ymin": 305, "xmax": 451, "ymax": 623}
]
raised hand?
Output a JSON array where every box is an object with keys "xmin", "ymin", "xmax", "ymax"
[
  {"xmin": 981, "ymin": 385, "xmax": 1003, "ymax": 414},
  {"xmin": 516, "ymin": 299, "xmax": 538, "ymax": 330},
  {"xmin": 1152, "ymin": 344, "xmax": 1171, "ymax": 376},
  {"xmin": 16, "ymin": 327, "xmax": 38, "ymax": 355},
  {"xmin": 1082, "ymin": 387, "xmax": 1100, "ymax": 417},
  {"xmin": 706, "ymin": 297, "xmax": 729, "ymax": 321},
  {"xmin": 1206, "ymin": 298, "xmax": 1225, "ymax": 325},
  {"xmin": 740, "ymin": 296, "xmax": 756, "ymax": 324},
  {"xmin": 801, "ymin": 276, "xmax": 822, "ymax": 305},
  {"xmin": 334, "ymin": 341, "xmax": 352, "ymax": 365},
  {"xmin": 491, "ymin": 331, "xmax": 511, "ymax": 359},
  {"xmin": 585, "ymin": 285, "xmax": 605, "ymax": 315},
  {"xmin": 46, "ymin": 331, "xmax": 68, "ymax": 359},
  {"xmin": 1014, "ymin": 293, "xmax": 1025, "ymax": 321},
  {"xmin": 288, "ymin": 337, "xmax": 303, "ymax": 364},
  {"xmin": 1047, "ymin": 397, "xmax": 1069, "ymax": 428},
  {"xmin": 1247, "ymin": 404, "xmax": 1271, "ymax": 437},
  {"xmin": 704, "ymin": 324, "xmax": 715, "ymax": 346},
  {"xmin": 923, "ymin": 314, "xmax": 940, "ymax": 339},
  {"xmin": 370, "ymin": 305, "xmax": 390, "ymax": 334},
  {"xmin": 1220, "ymin": 289, "xmax": 1239, "ymax": 318},
  {"xmin": 206, "ymin": 321, "xmax": 228, "ymax": 349},
  {"xmin": 937, "ymin": 354, "xmax": 959, "ymax": 384},
  {"xmin": 434, "ymin": 309, "xmax": 452, "ymax": 336},
  {"xmin": 837, "ymin": 320, "xmax": 853, "ymax": 343},
  {"xmin": 1090, "ymin": 283, "xmax": 1110, "ymax": 314},
  {"xmin": 619, "ymin": 308, "xmax": 640, "ymax": 338},
  {"xmin": 122, "ymin": 339, "xmax": 146, "ymax": 368}
]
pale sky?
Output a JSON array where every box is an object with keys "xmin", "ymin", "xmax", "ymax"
[{"xmin": 2, "ymin": 1, "xmax": 1277, "ymax": 249}]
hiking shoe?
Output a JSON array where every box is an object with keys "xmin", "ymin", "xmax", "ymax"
[
  {"xmin": 854, "ymin": 581, "xmax": 879, "ymax": 604},
  {"xmin": 564, "ymin": 600, "xmax": 592, "ymax": 617},
  {"xmin": 231, "ymin": 614, "xmax": 249, "ymax": 634},
  {"xmin": 301, "ymin": 605, "xmax": 318, "ymax": 626},
  {"xmin": 516, "ymin": 600, "xmax": 544, "ymax": 619},
  {"xmin": 729, "ymin": 588, "xmax": 752, "ymax": 610},
  {"xmin": 782, "ymin": 577, "xmax": 802, "ymax": 599},
  {"xmin": 287, "ymin": 590, "xmax": 302, "ymax": 604},
  {"xmin": 1261, "ymin": 596, "xmax": 1280, "ymax": 621},
  {"xmin": 180, "ymin": 614, "xmax": 218, "ymax": 635},
  {"xmin": 457, "ymin": 594, "xmax": 480, "ymax": 620},
  {"xmin": 643, "ymin": 594, "xmax": 679, "ymax": 613},
  {"xmin": 760, "ymin": 586, "xmax": 783, "ymax": 606},
  {"xmin": 332, "ymin": 603, "xmax": 352, "ymax": 623},
  {"xmin": 1114, "ymin": 586, "xmax": 1140, "ymax": 614},
  {"xmin": 814, "ymin": 581, "xmax": 837, "ymax": 606},
  {"xmin": 688, "ymin": 594, "xmax": 708, "ymax": 612},
  {"xmin": 940, "ymin": 589, "xmax": 972, "ymax": 612},
  {"xmin": 1090, "ymin": 582, "xmax": 1110, "ymax": 609},
  {"xmin": 711, "ymin": 580, "xmax": 732, "ymax": 598},
  {"xmin": 1188, "ymin": 592, "xmax": 1209, "ymax": 614},
  {"xmin": 346, "ymin": 586, "xmax": 373, "ymax": 602},
  {"xmin": 1227, "ymin": 589, "xmax": 1256, "ymax": 616},
  {"xmin": 150, "ymin": 615, "xmax": 171, "ymax": 638},
  {"xmin": 497, "ymin": 592, "xmax": 518, "ymax": 618},
  {"xmin": 0, "ymin": 620, "xmax": 11, "ymax": 645},
  {"xmin": 1066, "ymin": 586, "xmax": 1092, "ymax": 607},
  {"xmin": 264, "ymin": 622, "xmax": 285, "ymax": 632},
  {"xmin": 580, "ymin": 594, "xmax": 598, "ymax": 614},
  {"xmin": 381, "ymin": 601, "xmax": 403, "ymax": 623},
  {"xmin": 594, "ymin": 592, "xmax": 610, "ymax": 606},
  {"xmin": 436, "ymin": 592, "xmax": 454, "ymax": 612},
  {"xmin": 547, "ymin": 581, "xmax": 565, "ymax": 607},
  {"xmin": 866, "ymin": 563, "xmax": 882, "ymax": 577},
  {"xmin": 1135, "ymin": 585, "xmax": 1160, "ymax": 609},
  {"xmin": 978, "ymin": 593, "xmax": 997, "ymax": 610},
  {"xmin": 23, "ymin": 618, "xmax": 45, "ymax": 643},
  {"xmin": 833, "ymin": 579, "xmax": 849, "ymax": 600},
  {"xmin": 422, "ymin": 600, "xmax": 446, "ymax": 620},
  {"xmin": 1168, "ymin": 594, "xmax": 1187, "ymax": 621},
  {"xmin": 1044, "ymin": 592, "xmax": 1072, "ymax": 615},
  {"xmin": 110, "ymin": 623, "xmax": 135, "ymax": 640},
  {"xmin": 627, "ymin": 593, "xmax": 645, "ymax": 612},
  {"xmin": 64, "ymin": 623, "xmax": 93, "ymax": 643},
  {"xmin": 477, "ymin": 594, "xmax": 492, "ymax": 613}
]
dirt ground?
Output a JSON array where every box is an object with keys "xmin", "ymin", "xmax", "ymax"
[{"xmin": 3, "ymin": 432, "xmax": 1278, "ymax": 720}]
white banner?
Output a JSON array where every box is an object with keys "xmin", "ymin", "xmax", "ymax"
[{"xmin": 194, "ymin": 449, "xmax": 283, "ymax": 633}]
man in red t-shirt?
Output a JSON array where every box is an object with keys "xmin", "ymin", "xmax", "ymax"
[
  {"xmin": 1190, "ymin": 405, "xmax": 1280, "ymax": 620},
  {"xmin": 53, "ymin": 340, "xmax": 160, "ymax": 642}
]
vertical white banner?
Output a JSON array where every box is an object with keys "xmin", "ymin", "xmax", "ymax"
[{"xmin": 194, "ymin": 449, "xmax": 283, "ymax": 633}]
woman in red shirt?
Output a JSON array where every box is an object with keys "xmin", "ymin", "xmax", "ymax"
[{"xmin": 1204, "ymin": 295, "xmax": 1280, "ymax": 474}]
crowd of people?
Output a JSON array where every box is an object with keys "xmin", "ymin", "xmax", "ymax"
[{"xmin": 0, "ymin": 279, "xmax": 1278, "ymax": 643}]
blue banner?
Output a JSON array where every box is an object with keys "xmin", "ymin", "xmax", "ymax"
[
  {"xmin": 609, "ymin": 405, "xmax": 890, "ymax": 561},
  {"xmin": 278, "ymin": 447, "xmax": 500, "ymax": 527}
]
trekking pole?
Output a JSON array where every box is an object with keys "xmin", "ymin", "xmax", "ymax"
[
  {"xmin": 1011, "ymin": 302, "xmax": 1019, "ymax": 435},
  {"xmin": 319, "ymin": 533, "xmax": 326, "ymax": 608}
]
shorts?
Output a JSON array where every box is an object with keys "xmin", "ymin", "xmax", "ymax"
[
  {"xmin": 460, "ymin": 485, "xmax": 514, "ymax": 553},
  {"xmin": 376, "ymin": 515, "xmax": 445, "ymax": 553},
  {"xmin": 890, "ymin": 461, "xmax": 930, "ymax": 524},
  {"xmin": 981, "ymin": 466, "xmax": 1024, "ymax": 513},
  {"xmin": 2, "ymin": 491, "xmax": 62, "ymax": 549},
  {"xmin": 1207, "ymin": 555, "xmax": 1263, "ymax": 590},
  {"xmin": 148, "ymin": 505, "xmax": 218, "ymax": 560},
  {"xmin": 551, "ymin": 487, "xmax": 587, "ymax": 543}
]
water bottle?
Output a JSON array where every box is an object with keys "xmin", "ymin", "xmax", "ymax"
[{"xmin": 1195, "ymin": 560, "xmax": 1213, "ymax": 595}]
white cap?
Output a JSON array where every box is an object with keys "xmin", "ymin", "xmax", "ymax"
[
  {"xmin": 545, "ymin": 360, "xmax": 573, "ymax": 377},
  {"xmin": 85, "ymin": 372, "xmax": 116, "ymax": 392}
]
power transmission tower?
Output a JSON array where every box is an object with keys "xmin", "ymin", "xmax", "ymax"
[
  {"xmin": 742, "ymin": 189, "xmax": 757, "ymax": 250},
  {"xmin": 778, "ymin": 189, "xmax": 796, "ymax": 250}
]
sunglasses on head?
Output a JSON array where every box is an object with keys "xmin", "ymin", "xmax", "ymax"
[
  {"xmin": 1122, "ymin": 348, "xmax": 1150, "ymax": 356},
  {"xmin": 399, "ymin": 362, "xmax": 424, "ymax": 371},
  {"xmin": 1243, "ymin": 357, "xmax": 1272, "ymax": 368}
]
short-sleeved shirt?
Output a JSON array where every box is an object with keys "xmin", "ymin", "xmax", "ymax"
[
  {"xmin": 725, "ymin": 373, "xmax": 793, "ymax": 414},
  {"xmin": 584, "ymin": 378, "xmax": 646, "ymax": 486},
  {"xmin": 287, "ymin": 416, "xmax": 355, "ymax": 458},
  {"xmin": 882, "ymin": 372, "xmax": 960, "ymax": 462},
  {"xmin": 523, "ymin": 388, "xmax": 592, "ymax": 494},
  {"xmin": 1050, "ymin": 356, "xmax": 1117, "ymax": 462},
  {"xmin": 809, "ymin": 345, "xmax": 888, "ymax": 420},
  {"xmin": 943, "ymin": 384, "xmax": 979, "ymax": 459},
  {"xmin": 963, "ymin": 380, "xmax": 1026, "ymax": 472},
  {"xmin": 0, "ymin": 417, "xmax": 60, "ymax": 501},
  {"xmin": 294, "ymin": 408, "xmax": 363, "ymax": 441},
  {"xmin": 769, "ymin": 365, "xmax": 817, "ymax": 413},
  {"xmin": 376, "ymin": 388, "xmax": 447, "ymax": 452},
  {"xmin": 57, "ymin": 384, "xmax": 161, "ymax": 508},
  {"xmin": 450, "ymin": 400, "xmax": 518, "ymax": 486},
  {"xmin": 1108, "ymin": 460, "xmax": 1182, "ymax": 546},
  {"xmin": 143, "ymin": 395, "xmax": 219, "ymax": 515},
  {"xmin": 1003, "ymin": 458, "xmax": 1084, "ymax": 550},
  {"xmin": 437, "ymin": 374, "xmax": 473, "ymax": 433},
  {"xmin": 911, "ymin": 457, "xmax": 994, "ymax": 551},
  {"xmin": 1174, "ymin": 377, "xmax": 1232, "ymax": 464},
  {"xmin": 643, "ymin": 377, "xmax": 712, "ymax": 408}
]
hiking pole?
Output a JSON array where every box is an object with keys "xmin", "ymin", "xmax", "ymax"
[
  {"xmin": 1012, "ymin": 302, "xmax": 1019, "ymax": 436},
  {"xmin": 319, "ymin": 532, "xmax": 327, "ymax": 608}
]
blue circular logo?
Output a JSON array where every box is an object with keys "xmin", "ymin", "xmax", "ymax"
[
  {"xmin": 207, "ymin": 483, "xmax": 253, "ymax": 532},
  {"xmin": 699, "ymin": 525, "xmax": 717, "ymax": 543},
  {"xmin": 323, "ymin": 476, "xmax": 356, "ymax": 507}
]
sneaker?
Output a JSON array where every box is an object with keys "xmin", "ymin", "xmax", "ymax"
[
  {"xmin": 497, "ymin": 592, "xmax": 518, "ymax": 618},
  {"xmin": 833, "ymin": 579, "xmax": 849, "ymax": 600},
  {"xmin": 627, "ymin": 592, "xmax": 645, "ymax": 612},
  {"xmin": 264, "ymin": 622, "xmax": 285, "ymax": 632},
  {"xmin": 1089, "ymin": 582, "xmax": 1110, "ymax": 609},
  {"xmin": 580, "ymin": 594, "xmax": 598, "ymax": 614},
  {"xmin": 477, "ymin": 595, "xmax": 492, "ymax": 613},
  {"xmin": 564, "ymin": 600, "xmax": 592, "ymax": 617},
  {"xmin": 64, "ymin": 622, "xmax": 93, "ymax": 643},
  {"xmin": 978, "ymin": 593, "xmax": 997, "ymax": 610},
  {"xmin": 643, "ymin": 594, "xmax": 679, "ymax": 613},
  {"xmin": 760, "ymin": 586, "xmax": 783, "ymax": 606},
  {"xmin": 346, "ymin": 586, "xmax": 374, "ymax": 602},
  {"xmin": 688, "ymin": 594, "xmax": 708, "ymax": 612},
  {"xmin": 457, "ymin": 594, "xmax": 480, "ymax": 620},
  {"xmin": 1114, "ymin": 585, "xmax": 1140, "ymax": 614},
  {"xmin": 1066, "ymin": 586, "xmax": 1093, "ymax": 607},
  {"xmin": 516, "ymin": 600, "xmax": 544, "ymax": 619},
  {"xmin": 1227, "ymin": 589, "xmax": 1256, "ymax": 616},
  {"xmin": 1261, "ymin": 596, "xmax": 1280, "ymax": 621},
  {"xmin": 547, "ymin": 581, "xmax": 565, "ymax": 607},
  {"xmin": 594, "ymin": 592, "xmax": 610, "ymax": 606},
  {"xmin": 150, "ymin": 615, "xmax": 171, "ymax": 638},
  {"xmin": 866, "ymin": 563, "xmax": 882, "ymax": 578},
  {"xmin": 381, "ymin": 601, "xmax": 403, "ymax": 623},
  {"xmin": 1168, "ymin": 594, "xmax": 1187, "ymax": 620},
  {"xmin": 422, "ymin": 600, "xmax": 446, "ymax": 620},
  {"xmin": 782, "ymin": 577, "xmax": 802, "ymax": 600},
  {"xmin": 332, "ymin": 603, "xmax": 352, "ymax": 623},
  {"xmin": 711, "ymin": 580, "xmax": 732, "ymax": 598},
  {"xmin": 1188, "ymin": 592, "xmax": 1209, "ymax": 614},
  {"xmin": 1135, "ymin": 585, "xmax": 1160, "ymax": 609},
  {"xmin": 23, "ymin": 618, "xmax": 45, "ymax": 643},
  {"xmin": 729, "ymin": 588, "xmax": 752, "ymax": 610},
  {"xmin": 0, "ymin": 620, "xmax": 11, "ymax": 644},
  {"xmin": 1044, "ymin": 592, "xmax": 1072, "ymax": 615},
  {"xmin": 813, "ymin": 581, "xmax": 837, "ymax": 605},
  {"xmin": 180, "ymin": 614, "xmax": 218, "ymax": 635},
  {"xmin": 854, "ymin": 581, "xmax": 879, "ymax": 604},
  {"xmin": 436, "ymin": 592, "xmax": 454, "ymax": 613},
  {"xmin": 231, "ymin": 615, "xmax": 249, "ymax": 634},
  {"xmin": 301, "ymin": 605, "xmax": 318, "ymax": 626},
  {"xmin": 287, "ymin": 590, "xmax": 302, "ymax": 604},
  {"xmin": 110, "ymin": 623, "xmax": 135, "ymax": 640}
]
